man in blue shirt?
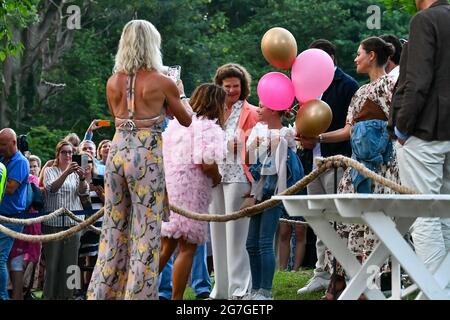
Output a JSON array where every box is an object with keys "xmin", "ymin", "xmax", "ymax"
[{"xmin": 0, "ymin": 128, "xmax": 30, "ymax": 299}]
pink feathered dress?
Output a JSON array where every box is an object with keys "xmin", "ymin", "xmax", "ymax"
[{"xmin": 162, "ymin": 115, "xmax": 225, "ymax": 244}]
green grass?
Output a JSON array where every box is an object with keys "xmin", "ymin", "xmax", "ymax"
[
  {"xmin": 29, "ymin": 269, "xmax": 419, "ymax": 300},
  {"xmin": 28, "ymin": 269, "xmax": 320, "ymax": 300},
  {"xmin": 184, "ymin": 269, "xmax": 324, "ymax": 300}
]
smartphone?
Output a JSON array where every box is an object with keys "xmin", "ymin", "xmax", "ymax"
[
  {"xmin": 92, "ymin": 177, "xmax": 104, "ymax": 187},
  {"xmin": 81, "ymin": 154, "xmax": 89, "ymax": 169},
  {"xmin": 72, "ymin": 154, "xmax": 82, "ymax": 166},
  {"xmin": 167, "ymin": 65, "xmax": 181, "ymax": 81},
  {"xmin": 97, "ymin": 120, "xmax": 110, "ymax": 127},
  {"xmin": 72, "ymin": 154, "xmax": 89, "ymax": 168}
]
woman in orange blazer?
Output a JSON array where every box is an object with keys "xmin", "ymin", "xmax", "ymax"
[{"xmin": 209, "ymin": 63, "xmax": 259, "ymax": 300}]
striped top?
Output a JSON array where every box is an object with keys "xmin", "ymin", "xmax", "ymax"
[
  {"xmin": 86, "ymin": 189, "xmax": 104, "ymax": 225},
  {"xmin": 43, "ymin": 166, "xmax": 87, "ymax": 227}
]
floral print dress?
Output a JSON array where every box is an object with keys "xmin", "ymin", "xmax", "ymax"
[{"xmin": 325, "ymin": 75, "xmax": 400, "ymax": 274}]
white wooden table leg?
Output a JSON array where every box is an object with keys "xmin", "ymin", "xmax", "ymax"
[
  {"xmin": 391, "ymin": 257, "xmax": 401, "ymax": 299},
  {"xmin": 363, "ymin": 212, "xmax": 448, "ymax": 300},
  {"xmin": 305, "ymin": 217, "xmax": 361, "ymax": 275},
  {"xmin": 306, "ymin": 217, "xmax": 385, "ymax": 300},
  {"xmin": 340, "ymin": 217, "xmax": 413, "ymax": 300},
  {"xmin": 391, "ymin": 218, "xmax": 414, "ymax": 300},
  {"xmin": 400, "ymin": 284, "xmax": 418, "ymax": 299},
  {"xmin": 339, "ymin": 242, "xmax": 388, "ymax": 300}
]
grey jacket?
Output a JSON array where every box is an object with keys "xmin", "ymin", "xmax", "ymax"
[{"xmin": 390, "ymin": 0, "xmax": 450, "ymax": 141}]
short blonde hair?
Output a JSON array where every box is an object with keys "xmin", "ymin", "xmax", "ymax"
[
  {"xmin": 64, "ymin": 133, "xmax": 80, "ymax": 147},
  {"xmin": 113, "ymin": 20, "xmax": 163, "ymax": 75},
  {"xmin": 28, "ymin": 154, "xmax": 42, "ymax": 168},
  {"xmin": 97, "ymin": 139, "xmax": 111, "ymax": 161}
]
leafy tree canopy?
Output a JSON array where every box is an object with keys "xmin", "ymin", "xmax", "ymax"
[
  {"xmin": 0, "ymin": 0, "xmax": 38, "ymax": 61},
  {"xmin": 2, "ymin": 0, "xmax": 416, "ymax": 161}
]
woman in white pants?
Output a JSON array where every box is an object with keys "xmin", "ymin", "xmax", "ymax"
[{"xmin": 209, "ymin": 63, "xmax": 259, "ymax": 299}]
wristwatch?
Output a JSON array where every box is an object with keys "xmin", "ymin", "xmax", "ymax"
[{"xmin": 318, "ymin": 134, "xmax": 324, "ymax": 143}]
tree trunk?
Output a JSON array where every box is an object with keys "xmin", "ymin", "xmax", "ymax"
[
  {"xmin": 1, "ymin": 0, "xmax": 85, "ymax": 130},
  {"xmin": 0, "ymin": 56, "xmax": 13, "ymax": 128}
]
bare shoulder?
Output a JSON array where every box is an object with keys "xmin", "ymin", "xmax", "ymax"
[
  {"xmin": 148, "ymin": 70, "xmax": 174, "ymax": 88},
  {"xmin": 106, "ymin": 73, "xmax": 126, "ymax": 89}
]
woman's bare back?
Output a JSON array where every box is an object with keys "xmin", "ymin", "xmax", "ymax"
[{"xmin": 106, "ymin": 69, "xmax": 170, "ymax": 120}]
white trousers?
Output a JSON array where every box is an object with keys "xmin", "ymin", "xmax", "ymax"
[
  {"xmin": 396, "ymin": 137, "xmax": 450, "ymax": 273},
  {"xmin": 307, "ymin": 167, "xmax": 344, "ymax": 278},
  {"xmin": 209, "ymin": 182, "xmax": 252, "ymax": 299}
]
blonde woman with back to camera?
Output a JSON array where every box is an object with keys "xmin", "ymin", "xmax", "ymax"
[{"xmin": 87, "ymin": 20, "xmax": 192, "ymax": 300}]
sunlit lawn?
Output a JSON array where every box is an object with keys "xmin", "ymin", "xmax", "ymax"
[
  {"xmin": 29, "ymin": 268, "xmax": 418, "ymax": 300},
  {"xmin": 184, "ymin": 268, "xmax": 324, "ymax": 300}
]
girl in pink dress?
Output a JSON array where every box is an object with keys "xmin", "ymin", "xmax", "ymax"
[{"xmin": 160, "ymin": 83, "xmax": 225, "ymax": 299}]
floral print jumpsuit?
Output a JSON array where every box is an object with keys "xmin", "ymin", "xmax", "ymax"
[{"xmin": 87, "ymin": 74, "xmax": 169, "ymax": 300}]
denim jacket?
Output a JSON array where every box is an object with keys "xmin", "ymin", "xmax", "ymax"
[
  {"xmin": 250, "ymin": 147, "xmax": 304, "ymax": 201},
  {"xmin": 350, "ymin": 119, "xmax": 393, "ymax": 193}
]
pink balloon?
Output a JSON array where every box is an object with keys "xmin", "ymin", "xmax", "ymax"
[
  {"xmin": 257, "ymin": 72, "xmax": 295, "ymax": 111},
  {"xmin": 291, "ymin": 49, "xmax": 334, "ymax": 104}
]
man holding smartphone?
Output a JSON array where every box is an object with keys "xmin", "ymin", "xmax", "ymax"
[{"xmin": 78, "ymin": 140, "xmax": 106, "ymax": 177}]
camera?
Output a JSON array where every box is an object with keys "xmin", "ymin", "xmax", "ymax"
[{"xmin": 17, "ymin": 134, "xmax": 29, "ymax": 154}]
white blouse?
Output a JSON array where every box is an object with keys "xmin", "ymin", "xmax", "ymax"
[
  {"xmin": 219, "ymin": 100, "xmax": 248, "ymax": 183},
  {"xmin": 43, "ymin": 166, "xmax": 85, "ymax": 227}
]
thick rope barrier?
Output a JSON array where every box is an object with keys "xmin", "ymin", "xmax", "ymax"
[
  {"xmin": 0, "ymin": 208, "xmax": 101, "ymax": 233},
  {"xmin": 65, "ymin": 211, "xmax": 101, "ymax": 234},
  {"xmin": 0, "ymin": 155, "xmax": 418, "ymax": 241},
  {"xmin": 316, "ymin": 155, "xmax": 417, "ymax": 194},
  {"xmin": 169, "ymin": 155, "xmax": 418, "ymax": 222},
  {"xmin": 0, "ymin": 208, "xmax": 104, "ymax": 242},
  {"xmin": 169, "ymin": 162, "xmax": 328, "ymax": 222},
  {"xmin": 0, "ymin": 208, "xmax": 67, "ymax": 225}
]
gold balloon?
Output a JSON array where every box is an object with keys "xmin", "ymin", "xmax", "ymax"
[
  {"xmin": 261, "ymin": 27, "xmax": 297, "ymax": 70},
  {"xmin": 295, "ymin": 100, "xmax": 333, "ymax": 137}
]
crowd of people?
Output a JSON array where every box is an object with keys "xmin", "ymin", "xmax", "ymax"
[{"xmin": 0, "ymin": 0, "xmax": 449, "ymax": 301}]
